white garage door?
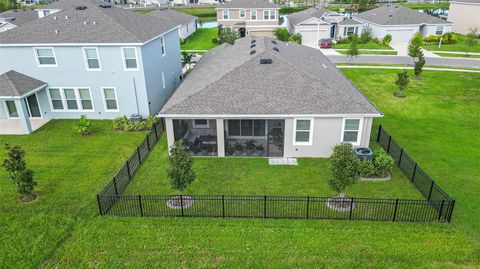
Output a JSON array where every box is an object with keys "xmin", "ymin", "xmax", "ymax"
[
  {"xmin": 386, "ymin": 29, "xmax": 414, "ymax": 42},
  {"xmin": 300, "ymin": 30, "xmax": 327, "ymax": 48}
]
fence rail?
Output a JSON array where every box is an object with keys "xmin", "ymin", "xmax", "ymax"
[{"xmin": 97, "ymin": 124, "xmax": 455, "ymax": 223}]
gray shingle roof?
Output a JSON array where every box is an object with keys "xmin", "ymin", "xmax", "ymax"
[
  {"xmin": 149, "ymin": 8, "xmax": 197, "ymax": 25},
  {"xmin": 0, "ymin": 70, "xmax": 46, "ymax": 97},
  {"xmin": 0, "ymin": 0, "xmax": 180, "ymax": 44},
  {"xmin": 217, "ymin": 0, "xmax": 279, "ymax": 9},
  {"xmin": 286, "ymin": 7, "xmax": 336, "ymax": 25},
  {"xmin": 160, "ymin": 37, "xmax": 381, "ymax": 116},
  {"xmin": 354, "ymin": 5, "xmax": 452, "ymax": 25},
  {"xmin": 338, "ymin": 17, "xmax": 362, "ymax": 25},
  {"xmin": 0, "ymin": 8, "xmax": 39, "ymax": 26}
]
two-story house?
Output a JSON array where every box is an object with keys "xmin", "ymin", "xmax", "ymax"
[
  {"xmin": 0, "ymin": 0, "xmax": 183, "ymax": 134},
  {"xmin": 216, "ymin": 0, "xmax": 280, "ymax": 38}
]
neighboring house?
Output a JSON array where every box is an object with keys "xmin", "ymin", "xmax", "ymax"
[
  {"xmin": 286, "ymin": 7, "xmax": 363, "ymax": 48},
  {"xmin": 149, "ymin": 8, "xmax": 197, "ymax": 39},
  {"xmin": 216, "ymin": 0, "xmax": 280, "ymax": 37},
  {"xmin": 159, "ymin": 37, "xmax": 382, "ymax": 158},
  {"xmin": 448, "ymin": 0, "xmax": 480, "ymax": 35},
  {"xmin": 353, "ymin": 5, "xmax": 453, "ymax": 42},
  {"xmin": 0, "ymin": 0, "xmax": 183, "ymax": 134},
  {"xmin": 0, "ymin": 8, "xmax": 50, "ymax": 33},
  {"xmin": 172, "ymin": 0, "xmax": 222, "ymax": 5}
]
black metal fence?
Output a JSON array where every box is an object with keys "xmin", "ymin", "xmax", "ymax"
[{"xmin": 97, "ymin": 124, "xmax": 455, "ymax": 223}]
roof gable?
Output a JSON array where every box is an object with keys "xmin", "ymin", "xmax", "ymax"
[{"xmin": 0, "ymin": 70, "xmax": 46, "ymax": 97}]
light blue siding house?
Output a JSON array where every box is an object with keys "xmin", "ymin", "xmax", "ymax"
[{"xmin": 0, "ymin": 0, "xmax": 182, "ymax": 134}]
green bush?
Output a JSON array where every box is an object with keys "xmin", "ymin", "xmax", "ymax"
[
  {"xmin": 382, "ymin": 34, "xmax": 392, "ymax": 46},
  {"xmin": 71, "ymin": 115, "xmax": 91, "ymax": 136},
  {"xmin": 328, "ymin": 143, "xmax": 360, "ymax": 196},
  {"xmin": 336, "ymin": 37, "xmax": 350, "ymax": 44},
  {"xmin": 442, "ymin": 32, "xmax": 457, "ymax": 44},
  {"xmin": 112, "ymin": 115, "xmax": 156, "ymax": 132},
  {"xmin": 288, "ymin": 33, "xmax": 302, "ymax": 44},
  {"xmin": 359, "ymin": 26, "xmax": 372, "ymax": 43},
  {"xmin": 359, "ymin": 160, "xmax": 374, "ymax": 177},
  {"xmin": 274, "ymin": 28, "xmax": 290, "ymax": 42},
  {"xmin": 374, "ymin": 150, "xmax": 394, "ymax": 177},
  {"xmin": 423, "ymin": 35, "xmax": 441, "ymax": 44},
  {"xmin": 179, "ymin": 37, "xmax": 186, "ymax": 45}
]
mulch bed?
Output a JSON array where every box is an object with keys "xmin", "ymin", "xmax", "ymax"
[
  {"xmin": 166, "ymin": 196, "xmax": 195, "ymax": 209},
  {"xmin": 326, "ymin": 196, "xmax": 355, "ymax": 212}
]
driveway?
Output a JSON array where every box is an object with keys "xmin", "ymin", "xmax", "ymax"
[{"xmin": 390, "ymin": 42, "xmax": 409, "ymax": 56}]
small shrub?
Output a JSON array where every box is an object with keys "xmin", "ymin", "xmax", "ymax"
[
  {"xmin": 288, "ymin": 33, "xmax": 302, "ymax": 44},
  {"xmin": 359, "ymin": 26, "xmax": 372, "ymax": 43},
  {"xmin": 2, "ymin": 144, "xmax": 37, "ymax": 201},
  {"xmin": 234, "ymin": 142, "xmax": 244, "ymax": 152},
  {"xmin": 274, "ymin": 28, "xmax": 290, "ymax": 42},
  {"xmin": 423, "ymin": 35, "xmax": 441, "ymax": 44},
  {"xmin": 179, "ymin": 37, "xmax": 186, "ymax": 45},
  {"xmin": 347, "ymin": 33, "xmax": 358, "ymax": 42},
  {"xmin": 72, "ymin": 115, "xmax": 91, "ymax": 136},
  {"xmin": 336, "ymin": 37, "xmax": 350, "ymax": 44},
  {"xmin": 382, "ymin": 34, "xmax": 392, "ymax": 46},
  {"xmin": 442, "ymin": 32, "xmax": 457, "ymax": 44},
  {"xmin": 245, "ymin": 140, "xmax": 256, "ymax": 150},
  {"xmin": 359, "ymin": 160, "xmax": 374, "ymax": 177},
  {"xmin": 113, "ymin": 115, "xmax": 156, "ymax": 132},
  {"xmin": 374, "ymin": 150, "xmax": 394, "ymax": 177},
  {"xmin": 113, "ymin": 115, "xmax": 129, "ymax": 130}
]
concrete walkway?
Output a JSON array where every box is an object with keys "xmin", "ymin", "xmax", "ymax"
[{"xmin": 389, "ymin": 42, "xmax": 409, "ymax": 56}]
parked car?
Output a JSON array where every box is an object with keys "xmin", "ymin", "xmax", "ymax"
[{"xmin": 319, "ymin": 39, "xmax": 332, "ymax": 48}]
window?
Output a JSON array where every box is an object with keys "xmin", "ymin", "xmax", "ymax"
[
  {"xmin": 102, "ymin": 88, "xmax": 118, "ymax": 111},
  {"xmin": 78, "ymin": 88, "xmax": 93, "ymax": 110},
  {"xmin": 239, "ymin": 9, "xmax": 245, "ymax": 18},
  {"xmin": 263, "ymin": 10, "xmax": 269, "ymax": 20},
  {"xmin": 35, "ymin": 47, "xmax": 56, "ymax": 66},
  {"xmin": 294, "ymin": 119, "xmax": 313, "ymax": 145},
  {"xmin": 269, "ymin": 10, "xmax": 275, "ymax": 20},
  {"xmin": 342, "ymin": 118, "xmax": 362, "ymax": 145},
  {"xmin": 83, "ymin": 47, "xmax": 100, "ymax": 70},
  {"xmin": 160, "ymin": 36, "xmax": 165, "ymax": 56},
  {"xmin": 43, "ymin": 10, "xmax": 50, "ymax": 16},
  {"xmin": 251, "ymin": 10, "xmax": 256, "ymax": 20},
  {"xmin": 227, "ymin": 120, "xmax": 266, "ymax": 137},
  {"xmin": 63, "ymin": 88, "xmax": 78, "ymax": 110},
  {"xmin": 435, "ymin": 26, "xmax": 444, "ymax": 35},
  {"xmin": 122, "ymin": 47, "xmax": 138, "ymax": 70},
  {"xmin": 193, "ymin": 119, "xmax": 209, "ymax": 128},
  {"xmin": 4, "ymin": 101, "xmax": 18, "ymax": 118},
  {"xmin": 48, "ymin": 88, "xmax": 63, "ymax": 110},
  {"xmin": 223, "ymin": 10, "xmax": 229, "ymax": 20},
  {"xmin": 161, "ymin": 72, "xmax": 165, "ymax": 89},
  {"xmin": 344, "ymin": 26, "xmax": 357, "ymax": 36}
]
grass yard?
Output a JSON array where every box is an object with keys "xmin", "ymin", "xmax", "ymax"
[
  {"xmin": 423, "ymin": 34, "xmax": 480, "ymax": 53},
  {"xmin": 435, "ymin": 52, "xmax": 480, "ymax": 59},
  {"xmin": 181, "ymin": 28, "xmax": 218, "ymax": 51},
  {"xmin": 336, "ymin": 50, "xmax": 398, "ymax": 55},
  {"xmin": 174, "ymin": 7, "xmax": 216, "ymax": 22},
  {"xmin": 332, "ymin": 40, "xmax": 394, "ymax": 50},
  {"xmin": 402, "ymin": 2, "xmax": 450, "ymax": 9}
]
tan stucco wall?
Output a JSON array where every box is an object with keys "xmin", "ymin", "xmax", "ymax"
[{"xmin": 448, "ymin": 2, "xmax": 480, "ymax": 34}]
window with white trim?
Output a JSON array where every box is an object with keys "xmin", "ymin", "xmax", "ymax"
[
  {"xmin": 83, "ymin": 47, "xmax": 100, "ymax": 70},
  {"xmin": 63, "ymin": 88, "xmax": 78, "ymax": 110},
  {"xmin": 342, "ymin": 118, "xmax": 362, "ymax": 144},
  {"xmin": 344, "ymin": 26, "xmax": 357, "ymax": 36},
  {"xmin": 223, "ymin": 10, "xmax": 229, "ymax": 20},
  {"xmin": 239, "ymin": 9, "xmax": 245, "ymax": 18},
  {"xmin": 269, "ymin": 10, "xmax": 275, "ymax": 20},
  {"xmin": 4, "ymin": 100, "xmax": 18, "ymax": 118},
  {"xmin": 161, "ymin": 72, "xmax": 165, "ymax": 89},
  {"xmin": 263, "ymin": 10, "xmax": 269, "ymax": 20},
  {"xmin": 294, "ymin": 119, "xmax": 313, "ymax": 145},
  {"xmin": 43, "ymin": 10, "xmax": 50, "ymax": 16},
  {"xmin": 435, "ymin": 26, "xmax": 444, "ymax": 35},
  {"xmin": 35, "ymin": 48, "xmax": 56, "ymax": 66},
  {"xmin": 102, "ymin": 88, "xmax": 118, "ymax": 111},
  {"xmin": 251, "ymin": 10, "xmax": 256, "ymax": 20},
  {"xmin": 227, "ymin": 120, "xmax": 266, "ymax": 137},
  {"xmin": 193, "ymin": 119, "xmax": 209, "ymax": 128},
  {"xmin": 160, "ymin": 36, "xmax": 165, "ymax": 56},
  {"xmin": 78, "ymin": 88, "xmax": 93, "ymax": 110},
  {"xmin": 122, "ymin": 47, "xmax": 138, "ymax": 70},
  {"xmin": 48, "ymin": 88, "xmax": 63, "ymax": 110}
]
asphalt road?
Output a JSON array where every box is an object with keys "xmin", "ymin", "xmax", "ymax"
[{"xmin": 327, "ymin": 55, "xmax": 480, "ymax": 69}]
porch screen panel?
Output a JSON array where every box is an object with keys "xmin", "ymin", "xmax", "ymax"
[
  {"xmin": 241, "ymin": 120, "xmax": 253, "ymax": 136},
  {"xmin": 228, "ymin": 120, "xmax": 241, "ymax": 136},
  {"xmin": 253, "ymin": 120, "xmax": 266, "ymax": 136}
]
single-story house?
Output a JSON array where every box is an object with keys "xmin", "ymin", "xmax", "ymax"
[
  {"xmin": 159, "ymin": 37, "xmax": 382, "ymax": 158},
  {"xmin": 286, "ymin": 7, "xmax": 363, "ymax": 47},
  {"xmin": 448, "ymin": 0, "xmax": 480, "ymax": 35},
  {"xmin": 149, "ymin": 8, "xmax": 197, "ymax": 39},
  {"xmin": 353, "ymin": 5, "xmax": 453, "ymax": 42}
]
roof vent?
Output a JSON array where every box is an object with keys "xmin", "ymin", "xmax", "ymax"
[
  {"xmin": 250, "ymin": 49, "xmax": 256, "ymax": 55},
  {"xmin": 271, "ymin": 40, "xmax": 277, "ymax": 44},
  {"xmin": 389, "ymin": 14, "xmax": 393, "ymax": 17},
  {"xmin": 53, "ymin": 15, "xmax": 57, "ymax": 20},
  {"xmin": 54, "ymin": 29, "xmax": 59, "ymax": 34},
  {"xmin": 251, "ymin": 39, "xmax": 256, "ymax": 44},
  {"xmin": 250, "ymin": 43, "xmax": 256, "ymax": 48},
  {"xmin": 260, "ymin": 58, "xmax": 272, "ymax": 64},
  {"xmin": 99, "ymin": 3, "xmax": 111, "ymax": 8},
  {"xmin": 65, "ymin": 15, "xmax": 69, "ymax": 19},
  {"xmin": 13, "ymin": 9, "xmax": 17, "ymax": 12},
  {"xmin": 272, "ymin": 47, "xmax": 279, "ymax": 52},
  {"xmin": 395, "ymin": 5, "xmax": 399, "ymax": 8},
  {"xmin": 75, "ymin": 5, "xmax": 87, "ymax": 10},
  {"xmin": 93, "ymin": 21, "xmax": 96, "ymax": 25}
]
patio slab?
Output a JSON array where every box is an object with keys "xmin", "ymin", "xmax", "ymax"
[
  {"xmin": 268, "ymin": 158, "xmax": 298, "ymax": 165},
  {"xmin": 0, "ymin": 119, "xmax": 50, "ymax": 135}
]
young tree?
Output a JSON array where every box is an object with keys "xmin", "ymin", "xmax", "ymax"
[
  {"xmin": 382, "ymin": 34, "xmax": 392, "ymax": 46},
  {"xmin": 346, "ymin": 36, "xmax": 359, "ymax": 60},
  {"xmin": 394, "ymin": 69, "xmax": 409, "ymax": 97},
  {"xmin": 414, "ymin": 50, "xmax": 425, "ymax": 79},
  {"xmin": 217, "ymin": 26, "xmax": 238, "ymax": 45},
  {"xmin": 181, "ymin": 51, "xmax": 192, "ymax": 69},
  {"xmin": 359, "ymin": 26, "xmax": 372, "ymax": 44},
  {"xmin": 72, "ymin": 115, "xmax": 91, "ymax": 136},
  {"xmin": 408, "ymin": 32, "xmax": 423, "ymax": 61},
  {"xmin": 167, "ymin": 140, "xmax": 195, "ymax": 192},
  {"xmin": 465, "ymin": 27, "xmax": 479, "ymax": 57},
  {"xmin": 2, "ymin": 144, "xmax": 37, "ymax": 201},
  {"xmin": 328, "ymin": 143, "xmax": 359, "ymax": 197}
]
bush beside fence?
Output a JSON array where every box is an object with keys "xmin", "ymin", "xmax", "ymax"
[{"xmin": 97, "ymin": 124, "xmax": 455, "ymax": 223}]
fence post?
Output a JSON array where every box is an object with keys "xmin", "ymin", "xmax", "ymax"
[
  {"xmin": 306, "ymin": 196, "xmax": 310, "ymax": 219},
  {"xmin": 438, "ymin": 200, "xmax": 445, "ymax": 222},
  {"xmin": 126, "ymin": 160, "xmax": 132, "ymax": 180},
  {"xmin": 264, "ymin": 195, "xmax": 267, "ymax": 219},
  {"xmin": 427, "ymin": 181, "xmax": 435, "ymax": 200},
  {"xmin": 180, "ymin": 195, "xmax": 184, "ymax": 217},
  {"xmin": 138, "ymin": 194, "xmax": 144, "ymax": 217},
  {"xmin": 349, "ymin": 198, "xmax": 354, "ymax": 220},
  {"xmin": 113, "ymin": 177, "xmax": 118, "ymax": 195},
  {"xmin": 377, "ymin": 125, "xmax": 382, "ymax": 142},
  {"xmin": 398, "ymin": 148, "xmax": 403, "ymax": 165},
  {"xmin": 222, "ymin": 195, "xmax": 225, "ymax": 218},
  {"xmin": 412, "ymin": 163, "xmax": 417, "ymax": 182},
  {"xmin": 146, "ymin": 134, "xmax": 150, "ymax": 151},
  {"xmin": 387, "ymin": 135, "xmax": 392, "ymax": 153},
  {"xmin": 447, "ymin": 200, "xmax": 455, "ymax": 222},
  {"xmin": 393, "ymin": 199, "xmax": 399, "ymax": 221},
  {"xmin": 137, "ymin": 147, "xmax": 142, "ymax": 164},
  {"xmin": 97, "ymin": 195, "xmax": 103, "ymax": 216},
  {"xmin": 154, "ymin": 124, "xmax": 159, "ymax": 140}
]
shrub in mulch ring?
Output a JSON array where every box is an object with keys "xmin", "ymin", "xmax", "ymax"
[
  {"xmin": 166, "ymin": 196, "xmax": 195, "ymax": 209},
  {"xmin": 326, "ymin": 196, "xmax": 355, "ymax": 212}
]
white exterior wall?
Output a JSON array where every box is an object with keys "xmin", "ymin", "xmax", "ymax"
[
  {"xmin": 179, "ymin": 20, "xmax": 197, "ymax": 39},
  {"xmin": 420, "ymin": 24, "xmax": 453, "ymax": 37},
  {"xmin": 448, "ymin": 2, "xmax": 480, "ymax": 35}
]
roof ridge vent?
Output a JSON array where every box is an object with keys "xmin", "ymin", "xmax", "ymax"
[
  {"xmin": 75, "ymin": 5, "xmax": 87, "ymax": 10},
  {"xmin": 260, "ymin": 58, "xmax": 272, "ymax": 64},
  {"xmin": 99, "ymin": 3, "xmax": 111, "ymax": 8},
  {"xmin": 250, "ymin": 49, "xmax": 256, "ymax": 55},
  {"xmin": 271, "ymin": 40, "xmax": 277, "ymax": 44},
  {"xmin": 251, "ymin": 39, "xmax": 256, "ymax": 44},
  {"xmin": 250, "ymin": 43, "xmax": 256, "ymax": 48}
]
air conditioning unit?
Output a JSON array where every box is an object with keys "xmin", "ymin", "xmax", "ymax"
[{"xmin": 355, "ymin": 147, "xmax": 373, "ymax": 160}]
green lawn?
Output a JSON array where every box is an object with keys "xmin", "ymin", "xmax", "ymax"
[
  {"xmin": 336, "ymin": 50, "xmax": 398, "ymax": 55},
  {"xmin": 332, "ymin": 40, "xmax": 394, "ymax": 50},
  {"xmin": 174, "ymin": 7, "xmax": 216, "ymax": 22},
  {"xmin": 181, "ymin": 28, "xmax": 217, "ymax": 51},
  {"xmin": 423, "ymin": 34, "xmax": 480, "ymax": 53},
  {"xmin": 435, "ymin": 52, "xmax": 480, "ymax": 59},
  {"xmin": 402, "ymin": 2, "xmax": 450, "ymax": 9}
]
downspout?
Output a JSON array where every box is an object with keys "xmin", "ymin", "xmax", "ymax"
[
  {"xmin": 317, "ymin": 19, "xmax": 320, "ymax": 48},
  {"xmin": 132, "ymin": 76, "xmax": 140, "ymax": 115}
]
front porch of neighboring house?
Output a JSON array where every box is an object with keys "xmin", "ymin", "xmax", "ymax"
[
  {"xmin": 167, "ymin": 119, "xmax": 285, "ymax": 157},
  {"xmin": 0, "ymin": 70, "xmax": 49, "ymax": 134}
]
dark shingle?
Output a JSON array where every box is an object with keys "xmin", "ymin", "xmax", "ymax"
[
  {"xmin": 0, "ymin": 70, "xmax": 46, "ymax": 97},
  {"xmin": 217, "ymin": 0, "xmax": 279, "ymax": 9},
  {"xmin": 354, "ymin": 5, "xmax": 452, "ymax": 25}
]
